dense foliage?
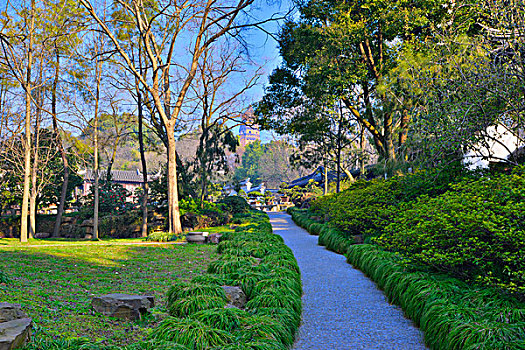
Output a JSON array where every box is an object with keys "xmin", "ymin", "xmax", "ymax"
[
  {"xmin": 376, "ymin": 167, "xmax": 525, "ymax": 299},
  {"xmin": 310, "ymin": 165, "xmax": 469, "ymax": 239},
  {"xmin": 310, "ymin": 167, "xmax": 525, "ymax": 300},
  {"xmin": 219, "ymin": 196, "xmax": 251, "ymax": 215}
]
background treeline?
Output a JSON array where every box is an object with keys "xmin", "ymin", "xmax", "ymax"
[
  {"xmin": 256, "ymin": 0, "xmax": 525, "ymax": 180},
  {"xmin": 0, "ymin": 0, "xmax": 283, "ymax": 240}
]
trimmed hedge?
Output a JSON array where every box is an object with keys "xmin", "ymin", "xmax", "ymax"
[
  {"xmin": 291, "ymin": 208, "xmax": 525, "ymax": 349},
  {"xmin": 347, "ymin": 245, "xmax": 525, "ymax": 350},
  {"xmin": 150, "ymin": 210, "xmax": 302, "ymax": 349}
]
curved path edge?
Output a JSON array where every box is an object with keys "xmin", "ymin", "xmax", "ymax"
[{"xmin": 268, "ymin": 212, "xmax": 426, "ymax": 350}]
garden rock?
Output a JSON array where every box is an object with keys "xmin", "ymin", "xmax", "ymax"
[
  {"xmin": 222, "ymin": 286, "xmax": 246, "ymax": 309},
  {"xmin": 0, "ymin": 318, "xmax": 32, "ymax": 350},
  {"xmin": 0, "ymin": 304, "xmax": 27, "ymax": 324},
  {"xmin": 207, "ymin": 233, "xmax": 222, "ymax": 244},
  {"xmin": 186, "ymin": 232, "xmax": 206, "ymax": 244},
  {"xmin": 34, "ymin": 232, "xmax": 50, "ymax": 239},
  {"xmin": 91, "ymin": 294, "xmax": 154, "ymax": 321}
]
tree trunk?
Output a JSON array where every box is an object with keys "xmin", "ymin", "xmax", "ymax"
[
  {"xmin": 399, "ymin": 109, "xmax": 410, "ymax": 149},
  {"xmin": 137, "ymin": 85, "xmax": 148, "ymax": 238},
  {"xmin": 336, "ymin": 101, "xmax": 343, "ymax": 193},
  {"xmin": 384, "ymin": 112, "xmax": 395, "ymax": 161},
  {"xmin": 360, "ymin": 122, "xmax": 366, "ymax": 178},
  {"xmin": 167, "ymin": 126, "xmax": 182, "ymax": 234},
  {"xmin": 20, "ymin": 0, "xmax": 36, "ymax": 243},
  {"xmin": 93, "ymin": 61, "xmax": 101, "ymax": 240},
  {"xmin": 52, "ymin": 52, "xmax": 69, "ymax": 238},
  {"xmin": 323, "ymin": 160, "xmax": 328, "ymax": 195},
  {"xmin": 29, "ymin": 100, "xmax": 41, "ymax": 238}
]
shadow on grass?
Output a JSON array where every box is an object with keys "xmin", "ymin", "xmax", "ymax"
[{"xmin": 0, "ymin": 243, "xmax": 217, "ymax": 347}]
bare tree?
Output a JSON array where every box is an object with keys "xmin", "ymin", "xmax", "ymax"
[
  {"xmin": 79, "ymin": 0, "xmax": 275, "ymax": 234},
  {"xmin": 0, "ymin": 0, "xmax": 38, "ymax": 242}
]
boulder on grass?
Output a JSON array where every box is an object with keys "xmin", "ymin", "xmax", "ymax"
[
  {"xmin": 0, "ymin": 304, "xmax": 31, "ymax": 350},
  {"xmin": 0, "ymin": 304, "xmax": 27, "ymax": 324},
  {"xmin": 0, "ymin": 318, "xmax": 32, "ymax": 350},
  {"xmin": 186, "ymin": 232, "xmax": 206, "ymax": 244},
  {"xmin": 91, "ymin": 294, "xmax": 154, "ymax": 321},
  {"xmin": 222, "ymin": 286, "xmax": 246, "ymax": 309},
  {"xmin": 207, "ymin": 233, "xmax": 222, "ymax": 244}
]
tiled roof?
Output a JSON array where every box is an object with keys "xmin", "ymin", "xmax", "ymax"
[{"xmin": 82, "ymin": 169, "xmax": 145, "ymax": 183}]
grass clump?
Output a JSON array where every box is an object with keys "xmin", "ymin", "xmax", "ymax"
[
  {"xmin": 153, "ymin": 318, "xmax": 232, "ymax": 348},
  {"xmin": 348, "ymin": 244, "xmax": 525, "ymax": 350},
  {"xmin": 152, "ymin": 209, "xmax": 302, "ymax": 349},
  {"xmin": 146, "ymin": 231, "xmax": 179, "ymax": 242}
]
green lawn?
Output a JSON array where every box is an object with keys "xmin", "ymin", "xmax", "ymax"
[
  {"xmin": 0, "ymin": 240, "xmax": 217, "ymax": 347},
  {"xmin": 0, "ymin": 237, "xmax": 153, "ymax": 246}
]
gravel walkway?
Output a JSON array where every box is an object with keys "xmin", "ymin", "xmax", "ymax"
[{"xmin": 268, "ymin": 212, "xmax": 426, "ymax": 350}]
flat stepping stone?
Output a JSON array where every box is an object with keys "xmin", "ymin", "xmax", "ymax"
[
  {"xmin": 0, "ymin": 318, "xmax": 32, "ymax": 350},
  {"xmin": 91, "ymin": 294, "xmax": 154, "ymax": 320},
  {"xmin": 268, "ymin": 212, "xmax": 426, "ymax": 350},
  {"xmin": 0, "ymin": 303, "xmax": 31, "ymax": 350},
  {"xmin": 0, "ymin": 304, "xmax": 27, "ymax": 324}
]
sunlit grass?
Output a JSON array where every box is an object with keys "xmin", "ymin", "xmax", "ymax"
[
  {"xmin": 0, "ymin": 242, "xmax": 217, "ymax": 347},
  {"xmin": 0, "ymin": 237, "xmax": 148, "ymax": 246}
]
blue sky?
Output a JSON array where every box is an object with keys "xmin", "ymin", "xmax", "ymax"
[{"xmin": 231, "ymin": 0, "xmax": 294, "ymax": 143}]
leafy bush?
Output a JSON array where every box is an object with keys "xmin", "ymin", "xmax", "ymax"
[
  {"xmin": 180, "ymin": 199, "xmax": 230, "ymax": 229},
  {"xmin": 220, "ymin": 196, "xmax": 251, "ymax": 214},
  {"xmin": 310, "ymin": 165, "xmax": 470, "ymax": 239},
  {"xmin": 376, "ymin": 168, "xmax": 525, "ymax": 300}
]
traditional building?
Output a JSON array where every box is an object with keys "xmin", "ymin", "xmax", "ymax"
[
  {"xmin": 239, "ymin": 107, "xmax": 260, "ymax": 147},
  {"xmin": 77, "ymin": 169, "xmax": 158, "ymax": 202}
]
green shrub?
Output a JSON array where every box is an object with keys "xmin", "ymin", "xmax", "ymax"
[
  {"xmin": 375, "ymin": 169, "xmax": 525, "ymax": 300},
  {"xmin": 310, "ymin": 165, "xmax": 470, "ymax": 239},
  {"xmin": 220, "ymin": 196, "xmax": 251, "ymax": 214}
]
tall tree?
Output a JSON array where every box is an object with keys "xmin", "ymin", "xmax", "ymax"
[
  {"xmin": 258, "ymin": 0, "xmax": 449, "ymax": 163},
  {"xmin": 0, "ymin": 0, "xmax": 38, "ymax": 242},
  {"xmin": 79, "ymin": 0, "xmax": 268, "ymax": 234}
]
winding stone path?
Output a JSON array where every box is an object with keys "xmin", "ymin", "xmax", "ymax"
[{"xmin": 268, "ymin": 212, "xmax": 426, "ymax": 350}]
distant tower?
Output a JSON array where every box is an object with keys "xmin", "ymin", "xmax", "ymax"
[{"xmin": 239, "ymin": 107, "xmax": 260, "ymax": 147}]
